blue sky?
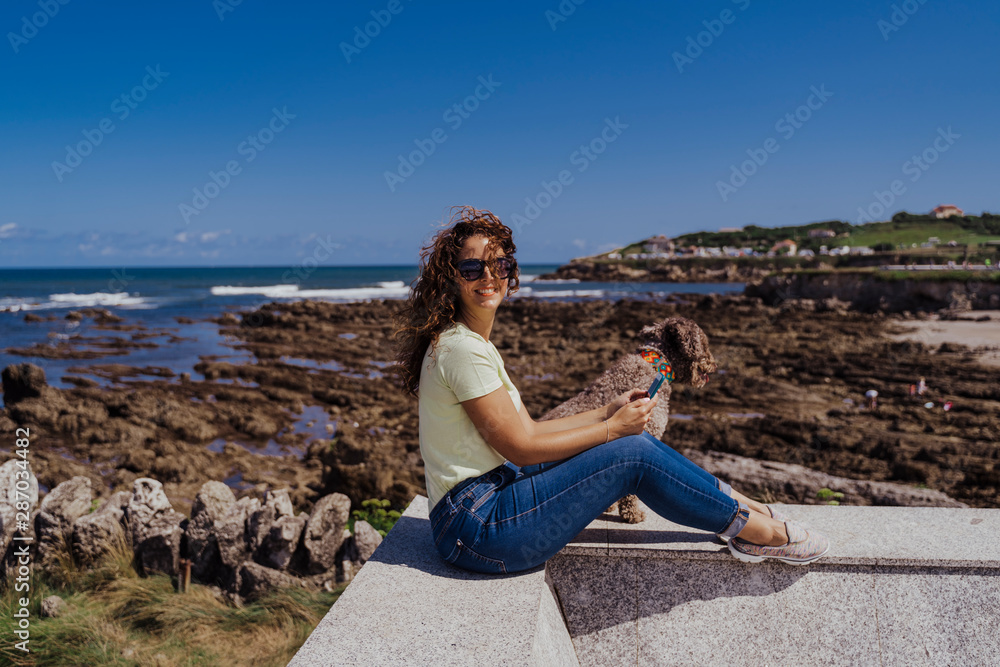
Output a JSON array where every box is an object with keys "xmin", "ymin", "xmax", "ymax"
[{"xmin": 1, "ymin": 0, "xmax": 997, "ymax": 266}]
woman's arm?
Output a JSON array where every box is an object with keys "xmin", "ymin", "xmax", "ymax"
[
  {"xmin": 462, "ymin": 386, "xmax": 657, "ymax": 467},
  {"xmin": 525, "ymin": 389, "xmax": 650, "ymax": 435},
  {"xmin": 528, "ymin": 405, "xmax": 606, "ymax": 435}
]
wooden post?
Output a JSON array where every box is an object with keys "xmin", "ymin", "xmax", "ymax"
[{"xmin": 179, "ymin": 558, "xmax": 192, "ymax": 593}]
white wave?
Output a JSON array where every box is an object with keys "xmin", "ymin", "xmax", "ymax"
[
  {"xmin": 211, "ymin": 285, "xmax": 301, "ymax": 297},
  {"xmin": 296, "ymin": 286, "xmax": 412, "ymax": 300},
  {"xmin": 517, "ymin": 288, "xmax": 607, "ymax": 298},
  {"xmin": 49, "ymin": 291, "xmax": 147, "ymax": 307},
  {"xmin": 210, "ymin": 283, "xmax": 412, "ymax": 302},
  {"xmin": 0, "ymin": 298, "xmax": 44, "ymax": 312},
  {"xmin": 1, "ymin": 292, "xmax": 151, "ymax": 312},
  {"xmin": 529, "ymin": 278, "xmax": 580, "ymax": 284},
  {"xmin": 519, "ymin": 274, "xmax": 538, "ymax": 282}
]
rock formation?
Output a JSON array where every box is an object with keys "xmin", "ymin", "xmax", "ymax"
[{"xmin": 0, "ymin": 469, "xmax": 377, "ymax": 604}]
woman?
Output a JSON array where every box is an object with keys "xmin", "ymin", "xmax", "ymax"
[{"xmin": 393, "ymin": 206, "xmax": 829, "ymax": 574}]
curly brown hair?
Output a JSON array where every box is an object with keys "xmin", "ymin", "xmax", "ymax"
[{"xmin": 392, "ymin": 206, "xmax": 519, "ymax": 397}]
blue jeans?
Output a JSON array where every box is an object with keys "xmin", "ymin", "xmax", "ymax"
[{"xmin": 429, "ymin": 432, "xmax": 750, "ymax": 574}]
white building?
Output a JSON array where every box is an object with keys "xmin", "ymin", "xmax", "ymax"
[{"xmin": 931, "ymin": 205, "xmax": 963, "ymax": 219}]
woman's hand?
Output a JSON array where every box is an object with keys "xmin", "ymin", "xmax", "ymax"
[
  {"xmin": 605, "ymin": 389, "xmax": 650, "ymax": 421},
  {"xmin": 608, "ymin": 394, "xmax": 658, "ymax": 439}
]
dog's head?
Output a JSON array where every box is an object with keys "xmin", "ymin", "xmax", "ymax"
[{"xmin": 638, "ymin": 317, "xmax": 717, "ymax": 388}]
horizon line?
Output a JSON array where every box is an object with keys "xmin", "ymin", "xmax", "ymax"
[{"xmin": 0, "ymin": 262, "xmax": 566, "ymax": 271}]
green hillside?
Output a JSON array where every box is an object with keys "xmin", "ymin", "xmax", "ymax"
[
  {"xmin": 651, "ymin": 212, "xmax": 1000, "ymax": 254},
  {"xmin": 671, "ymin": 220, "xmax": 851, "ymax": 251}
]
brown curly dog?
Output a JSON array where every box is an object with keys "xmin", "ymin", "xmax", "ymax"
[{"xmin": 540, "ymin": 316, "xmax": 717, "ymax": 523}]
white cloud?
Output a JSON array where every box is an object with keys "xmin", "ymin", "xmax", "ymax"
[
  {"xmin": 199, "ymin": 229, "xmax": 231, "ymax": 243},
  {"xmin": 1, "ymin": 225, "xmax": 421, "ymax": 266},
  {"xmin": 0, "ymin": 223, "xmax": 16, "ymax": 238},
  {"xmin": 571, "ymin": 238, "xmax": 587, "ymax": 250}
]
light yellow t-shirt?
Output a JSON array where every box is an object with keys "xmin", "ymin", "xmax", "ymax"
[{"xmin": 418, "ymin": 322, "xmax": 522, "ymax": 509}]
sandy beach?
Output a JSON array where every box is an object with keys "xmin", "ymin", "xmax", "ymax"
[
  {"xmin": 2, "ymin": 296, "xmax": 999, "ymax": 517},
  {"xmin": 886, "ymin": 311, "xmax": 1000, "ymax": 367}
]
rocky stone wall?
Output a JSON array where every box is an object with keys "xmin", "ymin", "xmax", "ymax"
[
  {"xmin": 746, "ymin": 272, "xmax": 1000, "ymax": 313},
  {"xmin": 0, "ymin": 462, "xmax": 382, "ymax": 605}
]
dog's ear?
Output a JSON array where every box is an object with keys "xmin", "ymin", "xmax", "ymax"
[
  {"xmin": 638, "ymin": 321, "xmax": 664, "ymax": 345},
  {"xmin": 658, "ymin": 317, "xmax": 716, "ymax": 387}
]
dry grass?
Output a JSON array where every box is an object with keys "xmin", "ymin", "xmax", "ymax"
[{"xmin": 0, "ymin": 531, "xmax": 344, "ymax": 666}]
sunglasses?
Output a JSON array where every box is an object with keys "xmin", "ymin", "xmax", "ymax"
[{"xmin": 455, "ymin": 257, "xmax": 517, "ymax": 281}]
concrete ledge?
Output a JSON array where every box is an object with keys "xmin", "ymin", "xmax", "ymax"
[
  {"xmin": 555, "ymin": 501, "xmax": 1000, "ymax": 665},
  {"xmin": 291, "ymin": 498, "xmax": 1000, "ymax": 666},
  {"xmin": 567, "ymin": 502, "xmax": 1000, "ymax": 568},
  {"xmin": 288, "ymin": 496, "xmax": 578, "ymax": 667}
]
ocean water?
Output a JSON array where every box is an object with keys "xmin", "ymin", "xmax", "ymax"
[{"xmin": 0, "ymin": 266, "xmax": 742, "ymax": 389}]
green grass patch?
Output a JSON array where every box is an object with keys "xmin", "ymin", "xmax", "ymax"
[
  {"xmin": 843, "ymin": 220, "xmax": 994, "ymax": 248},
  {"xmin": 0, "ymin": 532, "xmax": 345, "ymax": 666},
  {"xmin": 872, "ymin": 270, "xmax": 1000, "ymax": 283}
]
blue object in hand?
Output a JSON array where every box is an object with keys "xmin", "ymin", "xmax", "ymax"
[{"xmin": 647, "ymin": 374, "xmax": 665, "ymax": 399}]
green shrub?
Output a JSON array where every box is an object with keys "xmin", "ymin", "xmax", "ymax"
[
  {"xmin": 816, "ymin": 488, "xmax": 844, "ymax": 505},
  {"xmin": 349, "ymin": 499, "xmax": 402, "ymax": 537}
]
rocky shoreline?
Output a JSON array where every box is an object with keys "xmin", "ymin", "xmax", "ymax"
[
  {"xmin": 538, "ymin": 258, "xmax": 776, "ymax": 283},
  {"xmin": 747, "ymin": 271, "xmax": 1000, "ymax": 313},
  {"xmin": 1, "ymin": 295, "xmax": 998, "ymax": 544}
]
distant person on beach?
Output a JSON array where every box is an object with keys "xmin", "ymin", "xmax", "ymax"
[
  {"xmin": 864, "ymin": 389, "xmax": 878, "ymax": 410},
  {"xmin": 917, "ymin": 377, "xmax": 927, "ymax": 395},
  {"xmin": 909, "ymin": 384, "xmax": 917, "ymax": 397},
  {"xmin": 392, "ymin": 206, "xmax": 829, "ymax": 574}
]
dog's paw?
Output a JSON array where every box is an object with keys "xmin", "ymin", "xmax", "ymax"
[{"xmin": 617, "ymin": 494, "xmax": 646, "ymax": 524}]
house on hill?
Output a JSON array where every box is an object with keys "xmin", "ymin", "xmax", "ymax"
[
  {"xmin": 769, "ymin": 239, "xmax": 797, "ymax": 256},
  {"xmin": 931, "ymin": 204, "xmax": 963, "ymax": 219},
  {"xmin": 643, "ymin": 235, "xmax": 673, "ymax": 254},
  {"xmin": 808, "ymin": 228, "xmax": 836, "ymax": 238}
]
